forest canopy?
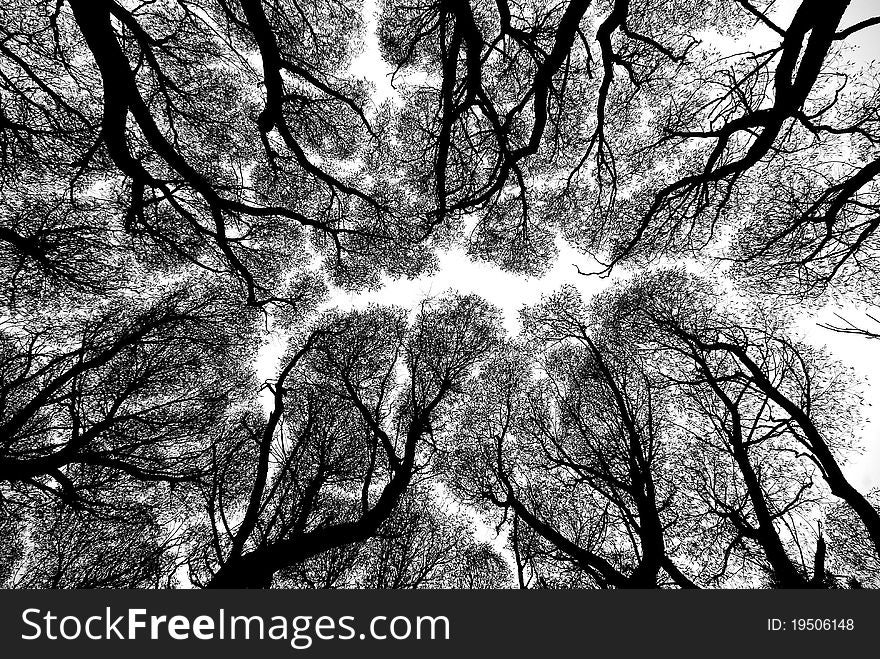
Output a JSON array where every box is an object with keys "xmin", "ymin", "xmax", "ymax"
[{"xmin": 1, "ymin": 0, "xmax": 879, "ymax": 588}]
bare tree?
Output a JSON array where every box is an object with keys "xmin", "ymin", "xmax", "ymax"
[
  {"xmin": 198, "ymin": 294, "xmax": 499, "ymax": 587},
  {"xmin": 598, "ymin": 269, "xmax": 880, "ymax": 585},
  {"xmin": 1, "ymin": 0, "xmax": 878, "ymax": 590},
  {"xmin": 0, "ymin": 283, "xmax": 256, "ymax": 508},
  {"xmin": 277, "ymin": 487, "xmax": 512, "ymax": 588},
  {"xmin": 446, "ymin": 332, "xmax": 697, "ymax": 588}
]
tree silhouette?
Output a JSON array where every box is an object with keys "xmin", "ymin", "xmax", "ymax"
[
  {"xmin": 196, "ymin": 294, "xmax": 499, "ymax": 587},
  {"xmin": 1, "ymin": 0, "xmax": 879, "ymax": 589},
  {"xmin": 275, "ymin": 487, "xmax": 512, "ymax": 588},
  {"xmin": 596, "ymin": 270, "xmax": 880, "ymax": 586},
  {"xmin": 445, "ymin": 336, "xmax": 697, "ymax": 588},
  {"xmin": 443, "ymin": 270, "xmax": 880, "ymax": 588},
  {"xmin": 0, "ymin": 283, "xmax": 256, "ymax": 507}
]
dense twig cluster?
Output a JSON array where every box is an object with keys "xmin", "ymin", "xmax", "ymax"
[{"xmin": 1, "ymin": 0, "xmax": 879, "ymax": 588}]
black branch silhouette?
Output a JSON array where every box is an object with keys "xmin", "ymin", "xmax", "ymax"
[{"xmin": 1, "ymin": 0, "xmax": 879, "ymax": 589}]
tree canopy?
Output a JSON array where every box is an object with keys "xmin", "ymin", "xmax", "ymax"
[{"xmin": 1, "ymin": 0, "xmax": 879, "ymax": 589}]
